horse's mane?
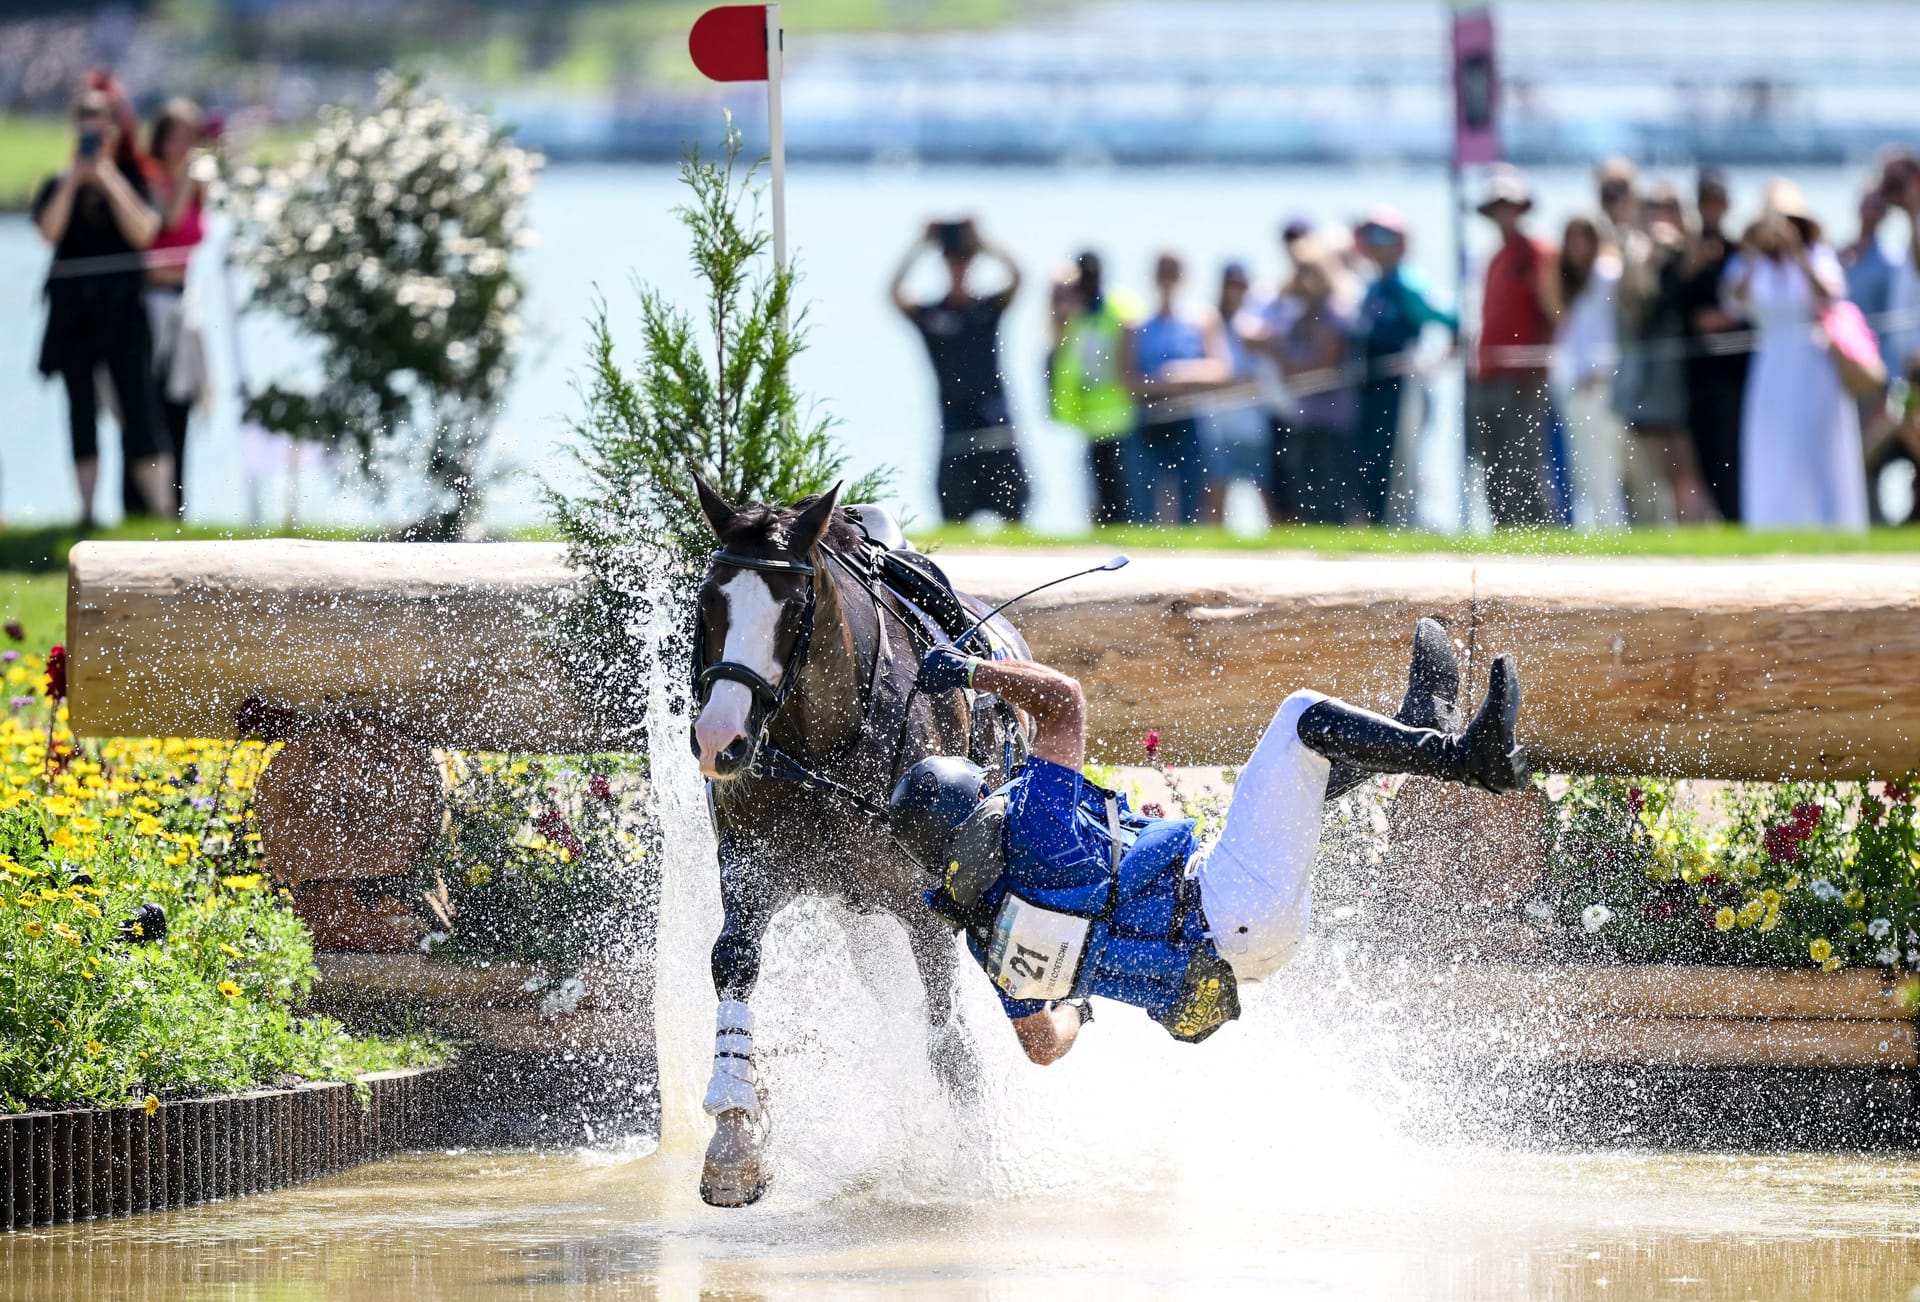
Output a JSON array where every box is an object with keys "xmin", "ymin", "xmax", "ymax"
[{"xmin": 723, "ymin": 495, "xmax": 864, "ymax": 556}]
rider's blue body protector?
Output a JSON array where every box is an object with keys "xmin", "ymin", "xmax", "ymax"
[{"xmin": 932, "ymin": 758, "xmax": 1241, "ymax": 1042}]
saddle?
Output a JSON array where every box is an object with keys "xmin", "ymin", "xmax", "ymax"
[{"xmin": 843, "ymin": 506, "xmax": 990, "ymax": 651}]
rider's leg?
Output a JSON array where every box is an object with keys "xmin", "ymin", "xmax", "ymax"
[
  {"xmin": 1296, "ymin": 655, "xmax": 1527, "ymax": 795},
  {"xmin": 1190, "ymin": 688, "xmax": 1335, "ymax": 983},
  {"xmin": 1324, "ymin": 616, "xmax": 1461, "ymax": 801}
]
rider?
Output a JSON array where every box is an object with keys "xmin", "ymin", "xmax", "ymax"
[{"xmin": 887, "ymin": 619, "xmax": 1527, "ymax": 1061}]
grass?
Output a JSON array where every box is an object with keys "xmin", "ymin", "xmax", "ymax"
[
  {"xmin": 909, "ymin": 522, "xmax": 1920, "ymax": 558},
  {"xmin": 3, "ymin": 574, "xmax": 66, "ymax": 650},
  {"xmin": 0, "ymin": 116, "xmax": 71, "ymax": 211}
]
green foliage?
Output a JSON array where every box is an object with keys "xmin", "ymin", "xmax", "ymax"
[
  {"xmin": 228, "ymin": 74, "xmax": 540, "ymax": 539},
  {"xmin": 414, "ymin": 753, "xmax": 655, "ymax": 972},
  {"xmin": 1530, "ymin": 775, "xmax": 1920, "ymax": 969},
  {"xmin": 549, "ymin": 121, "xmax": 882, "ymax": 731}
]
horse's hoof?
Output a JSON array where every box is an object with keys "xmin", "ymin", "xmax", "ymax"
[{"xmin": 698, "ymin": 1108, "xmax": 768, "ymax": 1208}]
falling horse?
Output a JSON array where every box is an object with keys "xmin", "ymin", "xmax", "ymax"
[{"xmin": 685, "ymin": 476, "xmax": 1030, "ymax": 1207}]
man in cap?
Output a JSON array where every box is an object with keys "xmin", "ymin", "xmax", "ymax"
[
  {"xmin": 887, "ymin": 621, "xmax": 1529, "ymax": 1062},
  {"xmin": 1470, "ymin": 164, "xmax": 1561, "ymax": 527}
]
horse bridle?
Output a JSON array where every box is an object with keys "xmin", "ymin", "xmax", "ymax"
[{"xmin": 690, "ymin": 549, "xmax": 819, "ymax": 759}]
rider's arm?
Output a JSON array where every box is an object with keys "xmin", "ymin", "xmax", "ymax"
[
  {"xmin": 1011, "ymin": 1002, "xmax": 1083, "ymax": 1065},
  {"xmin": 966, "ymin": 657, "xmax": 1084, "ymax": 771}
]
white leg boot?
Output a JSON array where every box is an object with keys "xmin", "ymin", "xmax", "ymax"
[{"xmin": 699, "ymin": 1000, "xmax": 768, "ymax": 1207}]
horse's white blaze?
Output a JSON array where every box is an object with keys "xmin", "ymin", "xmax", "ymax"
[{"xmin": 693, "ymin": 570, "xmax": 785, "ymax": 776}]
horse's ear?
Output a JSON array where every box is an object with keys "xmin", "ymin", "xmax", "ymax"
[
  {"xmin": 791, "ymin": 481, "xmax": 843, "ymax": 554},
  {"xmin": 694, "ymin": 472, "xmax": 736, "ymax": 538}
]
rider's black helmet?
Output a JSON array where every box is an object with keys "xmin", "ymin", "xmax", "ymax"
[{"xmin": 888, "ymin": 756, "xmax": 988, "ymax": 869}]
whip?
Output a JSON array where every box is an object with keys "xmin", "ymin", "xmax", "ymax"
[{"xmin": 954, "ymin": 555, "xmax": 1128, "ymax": 653}]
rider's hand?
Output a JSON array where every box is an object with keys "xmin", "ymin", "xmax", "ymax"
[{"xmin": 917, "ymin": 644, "xmax": 978, "ymax": 693}]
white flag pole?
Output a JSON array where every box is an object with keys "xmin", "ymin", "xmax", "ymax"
[{"xmin": 765, "ymin": 2, "xmax": 787, "ymax": 283}]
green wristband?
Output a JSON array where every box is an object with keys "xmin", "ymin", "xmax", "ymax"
[{"xmin": 965, "ymin": 657, "xmax": 982, "ymax": 688}]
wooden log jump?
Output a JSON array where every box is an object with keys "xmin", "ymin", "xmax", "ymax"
[{"xmin": 67, "ymin": 541, "xmax": 1920, "ymax": 778}]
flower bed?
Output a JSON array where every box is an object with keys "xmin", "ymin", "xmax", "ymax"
[
  {"xmin": 0, "ymin": 637, "xmax": 441, "ymax": 1113},
  {"xmin": 1530, "ymin": 775, "xmax": 1920, "ymax": 975}
]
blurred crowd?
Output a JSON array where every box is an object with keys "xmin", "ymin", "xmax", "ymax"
[
  {"xmin": 31, "ymin": 70, "xmax": 214, "ymax": 526},
  {"xmin": 896, "ymin": 156, "xmax": 1920, "ymax": 532}
]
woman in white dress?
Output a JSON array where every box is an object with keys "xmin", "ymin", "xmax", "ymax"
[
  {"xmin": 1550, "ymin": 216, "xmax": 1630, "ymax": 527},
  {"xmin": 1724, "ymin": 181, "xmax": 1870, "ymax": 530}
]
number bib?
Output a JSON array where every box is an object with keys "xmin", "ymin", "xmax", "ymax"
[{"xmin": 985, "ymin": 894, "xmax": 1091, "ymax": 1002}]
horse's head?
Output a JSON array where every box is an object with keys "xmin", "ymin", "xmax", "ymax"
[{"xmin": 689, "ymin": 475, "xmax": 843, "ymax": 780}]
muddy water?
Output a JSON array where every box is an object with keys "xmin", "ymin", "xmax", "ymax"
[{"xmin": 5, "ymin": 1143, "xmax": 1920, "ymax": 1299}]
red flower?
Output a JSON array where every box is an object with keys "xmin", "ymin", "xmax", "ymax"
[
  {"xmin": 1865, "ymin": 802, "xmax": 1885, "ymax": 828},
  {"xmin": 1141, "ymin": 802, "xmax": 1165, "ymax": 818},
  {"xmin": 1763, "ymin": 824, "xmax": 1803, "ymax": 864},
  {"xmin": 534, "ymin": 804, "xmax": 584, "ymax": 857},
  {"xmin": 1791, "ymin": 802, "xmax": 1823, "ymax": 832},
  {"xmin": 48, "ymin": 742, "xmax": 74, "ymax": 774},
  {"xmin": 1142, "ymin": 729, "xmax": 1161, "ymax": 761},
  {"xmin": 588, "ymin": 773, "xmax": 613, "ymax": 802},
  {"xmin": 44, "ymin": 645, "xmax": 66, "ymax": 701},
  {"xmin": 1626, "ymin": 787, "xmax": 1645, "ymax": 816},
  {"xmin": 1885, "ymin": 781, "xmax": 1912, "ymax": 805},
  {"xmin": 3, "ymin": 621, "xmax": 22, "ymax": 642}
]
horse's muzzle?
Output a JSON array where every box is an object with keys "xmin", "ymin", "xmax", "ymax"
[{"xmin": 691, "ymin": 725, "xmax": 756, "ymax": 779}]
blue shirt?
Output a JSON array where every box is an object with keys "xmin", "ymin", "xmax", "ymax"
[
  {"xmin": 1356, "ymin": 265, "xmax": 1458, "ymax": 371},
  {"xmin": 969, "ymin": 758, "xmax": 1201, "ymax": 1020},
  {"xmin": 1133, "ymin": 311, "xmax": 1207, "ymax": 379}
]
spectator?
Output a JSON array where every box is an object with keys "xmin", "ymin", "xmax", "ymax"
[
  {"xmin": 1124, "ymin": 251, "xmax": 1223, "ymax": 524},
  {"xmin": 1841, "ymin": 187, "xmax": 1899, "ymax": 370},
  {"xmin": 1350, "ymin": 206, "xmax": 1457, "ymax": 526},
  {"xmin": 1549, "ymin": 216, "xmax": 1629, "ymax": 526},
  {"xmin": 33, "ymin": 73, "xmax": 174, "ymax": 525},
  {"xmin": 1254, "ymin": 219, "xmax": 1316, "ymax": 522},
  {"xmin": 1269, "ymin": 243, "xmax": 1358, "ymax": 523},
  {"xmin": 1614, "ymin": 182, "xmax": 1715, "ymax": 523},
  {"xmin": 1679, "ymin": 169, "xmax": 1750, "ymax": 522},
  {"xmin": 1884, "ymin": 154, "xmax": 1920, "ymax": 384},
  {"xmin": 1596, "ymin": 157, "xmax": 1638, "ymax": 243},
  {"xmin": 1470, "ymin": 166, "xmax": 1560, "ymax": 528},
  {"xmin": 1725, "ymin": 181, "xmax": 1869, "ymax": 530},
  {"xmin": 1048, "ymin": 251, "xmax": 1138, "ymax": 525},
  {"xmin": 1197, "ymin": 261, "xmax": 1274, "ymax": 525},
  {"xmin": 1866, "ymin": 357, "xmax": 1920, "ymax": 525},
  {"xmin": 891, "ymin": 217, "xmax": 1029, "ymax": 524},
  {"xmin": 145, "ymin": 97, "xmax": 212, "ymax": 521}
]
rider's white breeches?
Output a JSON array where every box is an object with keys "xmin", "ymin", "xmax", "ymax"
[
  {"xmin": 1189, "ymin": 689, "xmax": 1330, "ymax": 983},
  {"xmin": 702, "ymin": 999, "xmax": 761, "ymax": 1121}
]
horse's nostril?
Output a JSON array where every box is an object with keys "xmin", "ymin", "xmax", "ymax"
[{"xmin": 719, "ymin": 737, "xmax": 752, "ymax": 768}]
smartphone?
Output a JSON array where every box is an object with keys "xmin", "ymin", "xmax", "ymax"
[{"xmin": 78, "ymin": 130, "xmax": 101, "ymax": 159}]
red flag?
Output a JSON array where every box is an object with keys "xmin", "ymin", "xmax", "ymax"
[
  {"xmin": 690, "ymin": 5, "xmax": 770, "ymax": 82},
  {"xmin": 1451, "ymin": 8, "xmax": 1500, "ymax": 166}
]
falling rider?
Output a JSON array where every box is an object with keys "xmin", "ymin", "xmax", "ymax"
[{"xmin": 886, "ymin": 619, "xmax": 1529, "ymax": 1061}]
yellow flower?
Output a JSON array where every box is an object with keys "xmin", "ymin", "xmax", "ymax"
[
  {"xmin": 219, "ymin": 873, "xmax": 264, "ymax": 891},
  {"xmin": 220, "ymin": 942, "xmax": 242, "ymax": 959},
  {"xmin": 22, "ymin": 919, "xmax": 43, "ymax": 937},
  {"xmin": 1849, "ymin": 920, "xmax": 1868, "ymax": 934},
  {"xmin": 85, "ymin": 1039, "xmax": 102, "ymax": 1056},
  {"xmin": 143, "ymin": 1094, "xmax": 159, "ymax": 1115},
  {"xmin": 1760, "ymin": 888, "xmax": 1783, "ymax": 908},
  {"xmin": 1810, "ymin": 938, "xmax": 1833, "ymax": 962},
  {"xmin": 1714, "ymin": 907, "xmax": 1736, "ymax": 932},
  {"xmin": 53, "ymin": 923, "xmax": 81, "ymax": 946},
  {"xmin": 1737, "ymin": 900, "xmax": 1764, "ymax": 928},
  {"xmin": 78, "ymin": 968, "xmax": 94, "ymax": 980},
  {"xmin": 1822, "ymin": 957, "xmax": 1844, "ymax": 972},
  {"xmin": 1843, "ymin": 889, "xmax": 1866, "ymax": 910},
  {"xmin": 1759, "ymin": 904, "xmax": 1782, "ymax": 933},
  {"xmin": 38, "ymin": 887, "xmax": 60, "ymax": 902},
  {"xmin": 50, "ymin": 1018, "xmax": 65, "ymax": 1033},
  {"xmin": 217, "ymin": 980, "xmax": 242, "ymax": 999}
]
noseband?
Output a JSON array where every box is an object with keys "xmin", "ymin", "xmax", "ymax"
[{"xmin": 690, "ymin": 550, "xmax": 818, "ymax": 757}]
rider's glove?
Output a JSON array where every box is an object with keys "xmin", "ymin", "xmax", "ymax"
[{"xmin": 917, "ymin": 643, "xmax": 979, "ymax": 694}]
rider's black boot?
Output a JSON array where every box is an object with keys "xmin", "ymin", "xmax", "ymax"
[
  {"xmin": 1323, "ymin": 617, "xmax": 1463, "ymax": 801},
  {"xmin": 1299, "ymin": 655, "xmax": 1528, "ymax": 794}
]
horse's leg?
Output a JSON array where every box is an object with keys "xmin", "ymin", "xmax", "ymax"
[
  {"xmin": 908, "ymin": 915, "xmax": 981, "ymax": 1102},
  {"xmin": 700, "ymin": 838, "xmax": 775, "ymax": 1208}
]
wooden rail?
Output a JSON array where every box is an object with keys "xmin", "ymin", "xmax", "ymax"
[
  {"xmin": 0, "ymin": 1067, "xmax": 438, "ymax": 1231},
  {"xmin": 67, "ymin": 542, "xmax": 1920, "ymax": 778}
]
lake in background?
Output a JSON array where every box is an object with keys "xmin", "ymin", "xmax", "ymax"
[{"xmin": 0, "ymin": 161, "xmax": 1880, "ymax": 533}]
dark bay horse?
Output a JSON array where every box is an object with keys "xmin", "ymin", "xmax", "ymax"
[{"xmin": 686, "ymin": 477, "xmax": 1028, "ymax": 1207}]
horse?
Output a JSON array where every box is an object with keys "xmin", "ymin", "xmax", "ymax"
[{"xmin": 685, "ymin": 475, "xmax": 1029, "ymax": 1207}]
